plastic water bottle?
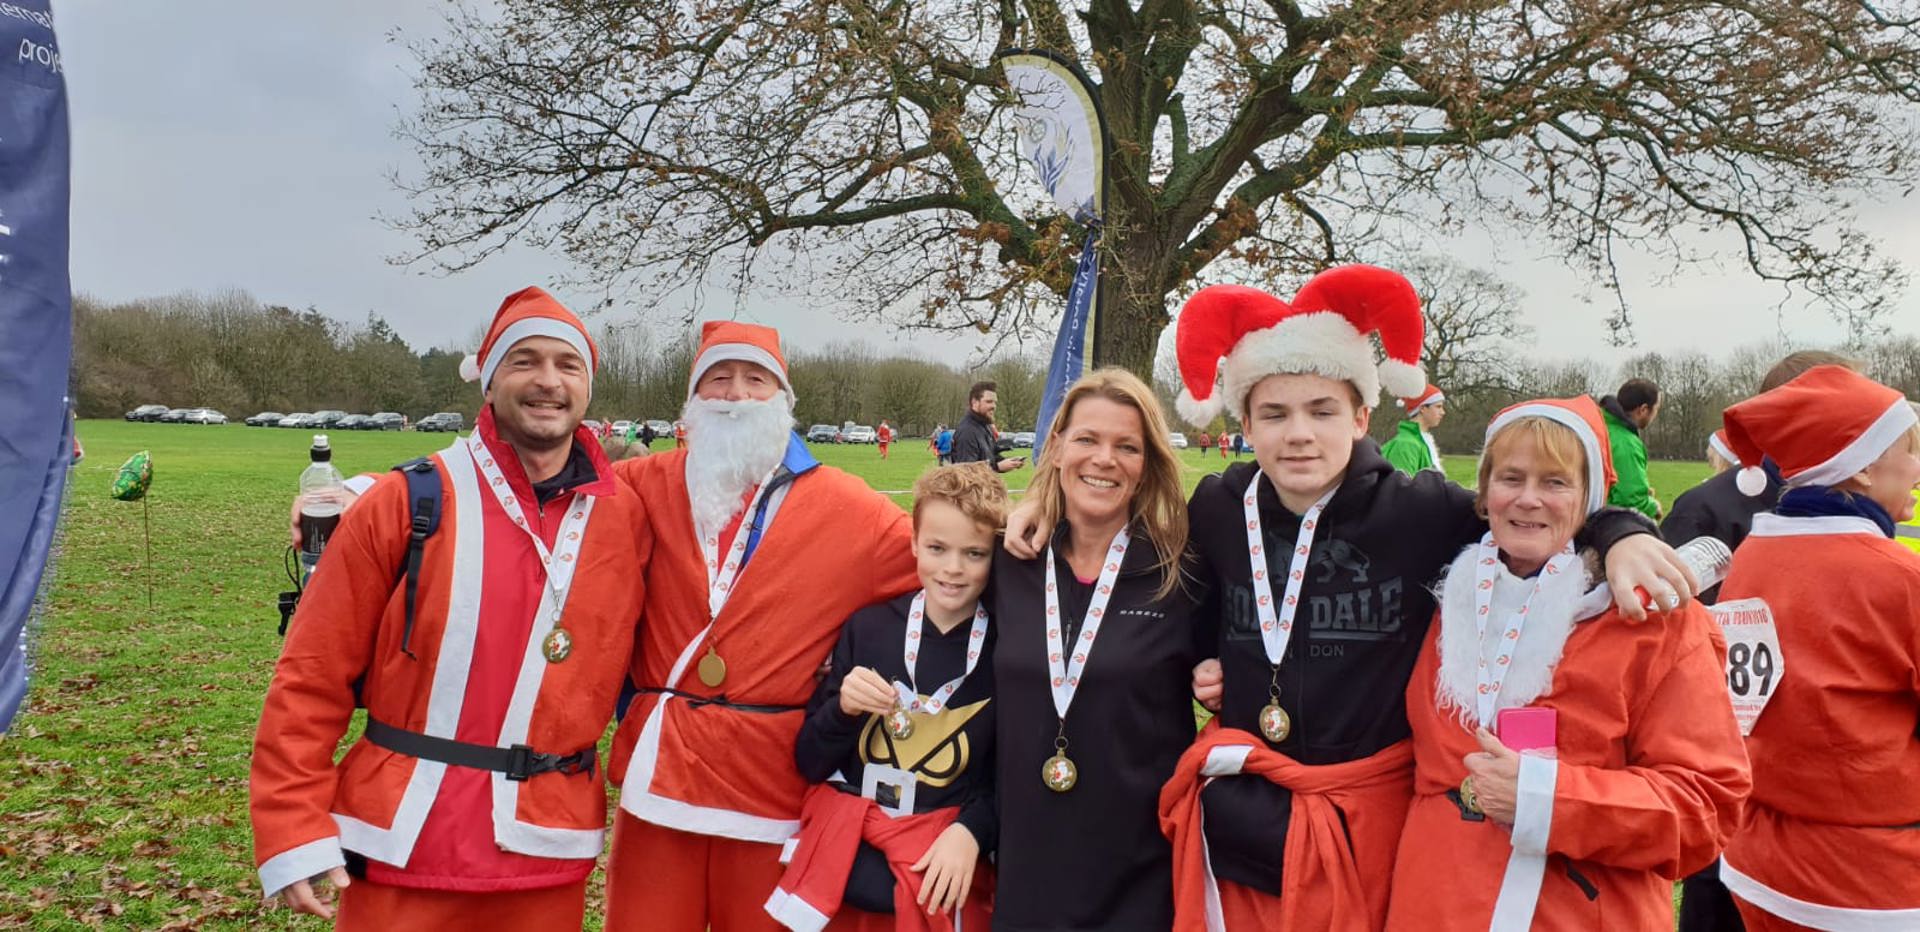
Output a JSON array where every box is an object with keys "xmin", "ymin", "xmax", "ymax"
[{"xmin": 297, "ymin": 434, "xmax": 347, "ymax": 581}]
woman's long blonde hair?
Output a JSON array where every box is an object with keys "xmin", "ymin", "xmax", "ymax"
[{"xmin": 1028, "ymin": 367, "xmax": 1188, "ymax": 601}]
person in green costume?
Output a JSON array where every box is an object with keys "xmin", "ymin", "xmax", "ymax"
[{"xmin": 1380, "ymin": 383, "xmax": 1446, "ymax": 475}]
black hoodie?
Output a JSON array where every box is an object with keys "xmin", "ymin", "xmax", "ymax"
[{"xmin": 1187, "ymin": 438, "xmax": 1656, "ymax": 893}]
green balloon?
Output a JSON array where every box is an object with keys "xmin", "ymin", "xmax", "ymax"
[{"xmin": 111, "ymin": 450, "xmax": 152, "ymax": 502}]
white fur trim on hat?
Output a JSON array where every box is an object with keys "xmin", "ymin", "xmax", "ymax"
[
  {"xmin": 1787, "ymin": 397, "xmax": 1917, "ymax": 489},
  {"xmin": 480, "ymin": 317, "xmax": 594, "ymax": 391},
  {"xmin": 458, "ymin": 354, "xmax": 482, "ymax": 383},
  {"xmin": 1176, "ymin": 389, "xmax": 1224, "ymax": 428},
  {"xmin": 1485, "ymin": 403, "xmax": 1609, "ymax": 515},
  {"xmin": 687, "ymin": 343, "xmax": 795, "ymax": 403},
  {"xmin": 1223, "ymin": 312, "xmax": 1379, "ymax": 419}
]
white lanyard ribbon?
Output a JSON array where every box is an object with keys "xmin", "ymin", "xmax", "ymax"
[
  {"xmin": 1470, "ymin": 532, "xmax": 1575, "ymax": 727},
  {"xmin": 698, "ymin": 467, "xmax": 781, "ymax": 620},
  {"xmin": 465, "ymin": 433, "xmax": 595, "ymax": 610},
  {"xmin": 892, "ymin": 591, "xmax": 989, "ymax": 714},
  {"xmin": 1243, "ymin": 473, "xmax": 1336, "ymax": 667},
  {"xmin": 1042, "ymin": 528, "xmax": 1131, "ymax": 719}
]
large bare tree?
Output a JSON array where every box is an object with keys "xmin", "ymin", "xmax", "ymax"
[{"xmin": 396, "ymin": 0, "xmax": 1920, "ymax": 373}]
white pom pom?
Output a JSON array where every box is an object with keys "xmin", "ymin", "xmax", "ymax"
[
  {"xmin": 1175, "ymin": 389, "xmax": 1225, "ymax": 428},
  {"xmin": 1377, "ymin": 358, "xmax": 1426, "ymax": 399},
  {"xmin": 458, "ymin": 353, "xmax": 482, "ymax": 383},
  {"xmin": 1735, "ymin": 466, "xmax": 1767, "ymax": 497}
]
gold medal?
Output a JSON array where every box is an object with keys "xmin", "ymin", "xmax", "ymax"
[
  {"xmin": 542, "ymin": 627, "xmax": 573, "ymax": 664},
  {"xmin": 885, "ymin": 705, "xmax": 915, "ymax": 740},
  {"xmin": 1042, "ymin": 752, "xmax": 1078, "ymax": 792},
  {"xmin": 1258, "ymin": 702, "xmax": 1291, "ymax": 743},
  {"xmin": 697, "ymin": 647, "xmax": 727, "ymax": 687},
  {"xmin": 1459, "ymin": 776, "xmax": 1482, "ymax": 815}
]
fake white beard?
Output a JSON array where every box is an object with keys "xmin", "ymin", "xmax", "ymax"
[{"xmin": 682, "ymin": 393, "xmax": 793, "ymax": 539}]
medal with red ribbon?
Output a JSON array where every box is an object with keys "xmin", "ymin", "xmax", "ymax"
[
  {"xmin": 1242, "ymin": 473, "xmax": 1336, "ymax": 743},
  {"xmin": 466, "ymin": 433, "xmax": 595, "ymax": 664},
  {"xmin": 1469, "ymin": 532, "xmax": 1575, "ymax": 728},
  {"xmin": 887, "ymin": 591, "xmax": 989, "ymax": 739},
  {"xmin": 1039, "ymin": 528, "xmax": 1130, "ymax": 792}
]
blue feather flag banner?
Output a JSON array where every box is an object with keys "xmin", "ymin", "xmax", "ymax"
[
  {"xmin": 1032, "ymin": 229, "xmax": 1100, "ymax": 462},
  {"xmin": 0, "ymin": 0, "xmax": 73, "ymax": 732}
]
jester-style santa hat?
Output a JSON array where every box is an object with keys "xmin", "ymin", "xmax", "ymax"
[
  {"xmin": 1721, "ymin": 364, "xmax": 1915, "ymax": 497},
  {"xmin": 1172, "ymin": 265, "xmax": 1426, "ymax": 426},
  {"xmin": 1484, "ymin": 395, "xmax": 1618, "ymax": 515},
  {"xmin": 458, "ymin": 286, "xmax": 598, "ymax": 394}
]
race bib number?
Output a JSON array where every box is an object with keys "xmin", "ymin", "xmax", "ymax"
[{"xmin": 1708, "ymin": 598, "xmax": 1784, "ymax": 736}]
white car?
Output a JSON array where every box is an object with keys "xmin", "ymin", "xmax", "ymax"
[
  {"xmin": 610, "ymin": 419, "xmax": 635, "ymax": 436},
  {"xmin": 1168, "ymin": 432, "xmax": 1188, "ymax": 449},
  {"xmin": 183, "ymin": 408, "xmax": 229, "ymax": 425},
  {"xmin": 844, "ymin": 425, "xmax": 877, "ymax": 444}
]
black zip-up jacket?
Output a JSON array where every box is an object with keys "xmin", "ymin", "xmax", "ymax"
[
  {"xmin": 795, "ymin": 593, "xmax": 997, "ymax": 913},
  {"xmin": 949, "ymin": 411, "xmax": 998, "ymax": 466},
  {"xmin": 990, "ymin": 521, "xmax": 1204, "ymax": 931},
  {"xmin": 1186, "ymin": 439, "xmax": 1658, "ymax": 894}
]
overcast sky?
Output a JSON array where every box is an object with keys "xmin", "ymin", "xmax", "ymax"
[{"xmin": 56, "ymin": 1, "xmax": 1920, "ymax": 375}]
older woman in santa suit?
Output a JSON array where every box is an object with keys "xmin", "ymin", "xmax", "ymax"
[
  {"xmin": 1384, "ymin": 396, "xmax": 1751, "ymax": 931},
  {"xmin": 1712, "ymin": 366, "xmax": 1920, "ymax": 931}
]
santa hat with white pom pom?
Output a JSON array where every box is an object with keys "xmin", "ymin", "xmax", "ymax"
[
  {"xmin": 1721, "ymin": 364, "xmax": 1915, "ymax": 498},
  {"xmin": 1171, "ymin": 265, "xmax": 1427, "ymax": 426},
  {"xmin": 458, "ymin": 286, "xmax": 598, "ymax": 395}
]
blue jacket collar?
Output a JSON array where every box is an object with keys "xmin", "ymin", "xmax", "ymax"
[{"xmin": 782, "ymin": 431, "xmax": 820, "ymax": 477}]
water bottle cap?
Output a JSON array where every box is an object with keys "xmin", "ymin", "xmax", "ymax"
[{"xmin": 312, "ymin": 434, "xmax": 330, "ymax": 449}]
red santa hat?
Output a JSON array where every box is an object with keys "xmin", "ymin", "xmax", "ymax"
[
  {"xmin": 1172, "ymin": 265, "xmax": 1426, "ymax": 426},
  {"xmin": 1706, "ymin": 429, "xmax": 1739, "ymax": 468},
  {"xmin": 686, "ymin": 320, "xmax": 794, "ymax": 404},
  {"xmin": 1721, "ymin": 364, "xmax": 1915, "ymax": 497},
  {"xmin": 459, "ymin": 286, "xmax": 597, "ymax": 392},
  {"xmin": 1398, "ymin": 384, "xmax": 1446, "ymax": 414},
  {"xmin": 1483, "ymin": 395, "xmax": 1617, "ymax": 515}
]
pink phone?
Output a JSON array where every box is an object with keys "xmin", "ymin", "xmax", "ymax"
[{"xmin": 1496, "ymin": 707, "xmax": 1557, "ymax": 753}]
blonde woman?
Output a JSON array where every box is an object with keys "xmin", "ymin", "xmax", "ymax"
[{"xmin": 987, "ymin": 367, "xmax": 1196, "ymax": 930}]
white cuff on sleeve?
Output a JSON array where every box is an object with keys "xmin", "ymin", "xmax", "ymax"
[
  {"xmin": 1510, "ymin": 753, "xmax": 1558, "ymax": 855},
  {"xmin": 258, "ymin": 836, "xmax": 346, "ymax": 898}
]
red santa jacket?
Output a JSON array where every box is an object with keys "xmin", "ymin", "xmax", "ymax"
[
  {"xmin": 250, "ymin": 420, "xmax": 650, "ymax": 897},
  {"xmin": 1159, "ymin": 723, "xmax": 1413, "ymax": 932},
  {"xmin": 1386, "ymin": 546, "xmax": 1750, "ymax": 931},
  {"xmin": 1716, "ymin": 513, "xmax": 1920, "ymax": 926},
  {"xmin": 610, "ymin": 439, "xmax": 918, "ymax": 842}
]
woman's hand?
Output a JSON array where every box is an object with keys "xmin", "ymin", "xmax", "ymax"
[
  {"xmin": 1002, "ymin": 497, "xmax": 1051, "ymax": 559},
  {"xmin": 836, "ymin": 666, "xmax": 899, "ymax": 717},
  {"xmin": 1603, "ymin": 534, "xmax": 1699, "ymax": 621},
  {"xmin": 910, "ymin": 824, "xmax": 980, "ymax": 915},
  {"xmin": 1462, "ymin": 727, "xmax": 1521, "ymax": 825},
  {"xmin": 1192, "ymin": 659, "xmax": 1224, "ymax": 712},
  {"xmin": 278, "ymin": 866, "xmax": 351, "ymax": 918}
]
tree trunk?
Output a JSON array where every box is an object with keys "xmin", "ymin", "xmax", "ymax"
[{"xmin": 1095, "ymin": 223, "xmax": 1172, "ymax": 378}]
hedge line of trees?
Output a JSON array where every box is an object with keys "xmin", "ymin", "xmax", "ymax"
[{"xmin": 73, "ymin": 290, "xmax": 1920, "ymax": 461}]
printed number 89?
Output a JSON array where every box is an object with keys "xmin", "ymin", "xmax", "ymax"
[{"xmin": 1728, "ymin": 642, "xmax": 1775, "ymax": 698}]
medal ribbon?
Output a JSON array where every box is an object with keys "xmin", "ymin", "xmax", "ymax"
[
  {"xmin": 1042, "ymin": 528, "xmax": 1131, "ymax": 720},
  {"xmin": 699, "ymin": 465, "xmax": 782, "ymax": 620},
  {"xmin": 1243, "ymin": 473, "xmax": 1337, "ymax": 667},
  {"xmin": 465, "ymin": 433, "xmax": 595, "ymax": 615},
  {"xmin": 1470, "ymin": 531, "xmax": 1575, "ymax": 727},
  {"xmin": 892, "ymin": 592, "xmax": 989, "ymax": 714}
]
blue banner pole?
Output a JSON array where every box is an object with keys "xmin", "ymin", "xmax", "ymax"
[{"xmin": 1031, "ymin": 226, "xmax": 1101, "ymax": 464}]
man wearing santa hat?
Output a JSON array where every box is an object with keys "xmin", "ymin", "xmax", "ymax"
[
  {"xmin": 250, "ymin": 287, "xmax": 652, "ymax": 928},
  {"xmin": 1713, "ymin": 365, "xmax": 1920, "ymax": 931},
  {"xmin": 602, "ymin": 320, "xmax": 921, "ymax": 931},
  {"xmin": 1379, "ymin": 383, "xmax": 1447, "ymax": 476}
]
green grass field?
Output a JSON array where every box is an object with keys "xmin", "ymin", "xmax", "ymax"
[{"xmin": 0, "ymin": 421, "xmax": 1711, "ymax": 928}]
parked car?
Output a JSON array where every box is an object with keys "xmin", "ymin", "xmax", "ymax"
[
  {"xmin": 125, "ymin": 404, "xmax": 169, "ymax": 422},
  {"xmin": 337, "ymin": 414, "xmax": 369, "ymax": 430},
  {"xmin": 843, "ymin": 425, "xmax": 877, "ymax": 444},
  {"xmin": 645, "ymin": 419, "xmax": 673, "ymax": 438},
  {"xmin": 310, "ymin": 410, "xmax": 348, "ymax": 428},
  {"xmin": 805, "ymin": 424, "xmax": 838, "ymax": 443},
  {"xmin": 1168, "ymin": 432, "xmax": 1188, "ymax": 449},
  {"xmin": 417, "ymin": 412, "xmax": 465, "ymax": 433},
  {"xmin": 368, "ymin": 412, "xmax": 405, "ymax": 431},
  {"xmin": 158, "ymin": 408, "xmax": 190, "ymax": 423},
  {"xmin": 278, "ymin": 412, "xmax": 315, "ymax": 428},
  {"xmin": 609, "ymin": 419, "xmax": 634, "ymax": 437},
  {"xmin": 245, "ymin": 411, "xmax": 285, "ymax": 427},
  {"xmin": 182, "ymin": 408, "xmax": 228, "ymax": 425},
  {"xmin": 1010, "ymin": 431, "xmax": 1036, "ymax": 448}
]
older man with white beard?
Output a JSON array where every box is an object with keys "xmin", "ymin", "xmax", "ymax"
[{"xmin": 603, "ymin": 321, "xmax": 921, "ymax": 932}]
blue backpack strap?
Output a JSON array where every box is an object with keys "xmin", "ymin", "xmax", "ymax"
[{"xmin": 394, "ymin": 457, "xmax": 443, "ymax": 660}]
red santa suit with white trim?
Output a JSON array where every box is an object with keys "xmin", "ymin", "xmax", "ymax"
[
  {"xmin": 603, "ymin": 321, "xmax": 921, "ymax": 932},
  {"xmin": 249, "ymin": 288, "xmax": 651, "ymax": 928},
  {"xmin": 1713, "ymin": 365, "xmax": 1920, "ymax": 931}
]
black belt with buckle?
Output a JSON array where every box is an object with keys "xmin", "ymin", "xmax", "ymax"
[
  {"xmin": 634, "ymin": 686, "xmax": 804, "ymax": 715},
  {"xmin": 363, "ymin": 718, "xmax": 596, "ymax": 781}
]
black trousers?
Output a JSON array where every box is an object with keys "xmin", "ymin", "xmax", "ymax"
[{"xmin": 1677, "ymin": 860, "xmax": 1746, "ymax": 932}]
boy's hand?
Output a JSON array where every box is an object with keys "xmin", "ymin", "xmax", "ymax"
[
  {"xmin": 837, "ymin": 666, "xmax": 899, "ymax": 717},
  {"xmin": 1192, "ymin": 659, "xmax": 1224, "ymax": 711},
  {"xmin": 910, "ymin": 823, "xmax": 979, "ymax": 915},
  {"xmin": 1002, "ymin": 497, "xmax": 1050, "ymax": 559}
]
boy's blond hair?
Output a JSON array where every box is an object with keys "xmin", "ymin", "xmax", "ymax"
[{"xmin": 912, "ymin": 465, "xmax": 1010, "ymax": 532}]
